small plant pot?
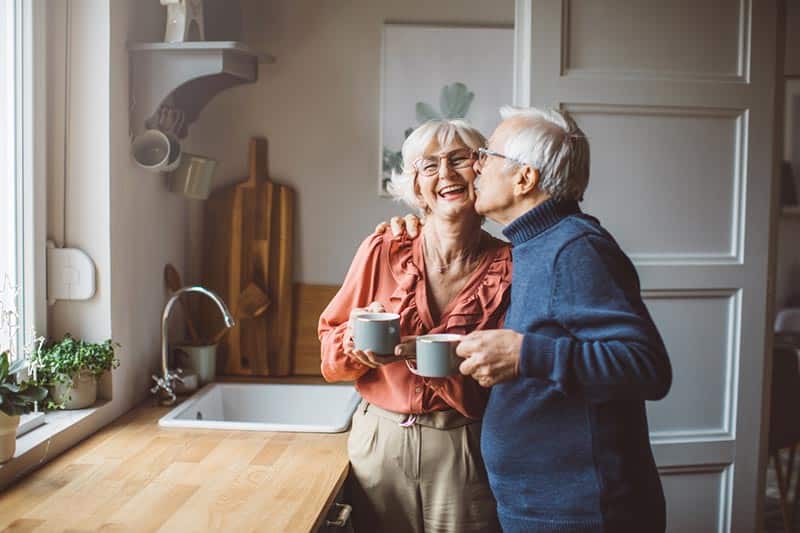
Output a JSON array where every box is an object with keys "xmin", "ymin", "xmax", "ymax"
[
  {"xmin": 0, "ymin": 412, "xmax": 20, "ymax": 463},
  {"xmin": 49, "ymin": 369, "xmax": 97, "ymax": 410}
]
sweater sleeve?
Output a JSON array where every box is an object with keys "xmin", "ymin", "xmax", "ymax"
[
  {"xmin": 318, "ymin": 233, "xmax": 387, "ymax": 382},
  {"xmin": 519, "ymin": 234, "xmax": 672, "ymax": 402}
]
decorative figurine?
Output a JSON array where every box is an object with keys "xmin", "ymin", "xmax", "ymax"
[{"xmin": 160, "ymin": 0, "xmax": 205, "ymax": 43}]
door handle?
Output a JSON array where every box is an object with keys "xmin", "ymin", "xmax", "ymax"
[{"xmin": 325, "ymin": 503, "xmax": 352, "ymax": 528}]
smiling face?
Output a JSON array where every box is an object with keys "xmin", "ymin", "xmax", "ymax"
[{"xmin": 413, "ymin": 140, "xmax": 480, "ymax": 222}]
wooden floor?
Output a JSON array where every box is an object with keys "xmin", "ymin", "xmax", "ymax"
[{"xmin": 0, "ymin": 405, "xmax": 349, "ymax": 532}]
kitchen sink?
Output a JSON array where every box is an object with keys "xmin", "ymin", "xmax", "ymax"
[{"xmin": 158, "ymin": 382, "xmax": 361, "ymax": 433}]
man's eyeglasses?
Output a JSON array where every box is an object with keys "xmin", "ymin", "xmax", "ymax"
[
  {"xmin": 476, "ymin": 147, "xmax": 526, "ymax": 167},
  {"xmin": 414, "ymin": 150, "xmax": 477, "ymax": 177}
]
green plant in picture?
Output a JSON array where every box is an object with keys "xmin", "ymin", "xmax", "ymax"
[
  {"xmin": 415, "ymin": 82, "xmax": 475, "ymax": 122},
  {"xmin": 0, "ymin": 351, "xmax": 48, "ymax": 417},
  {"xmin": 31, "ymin": 334, "xmax": 120, "ymax": 410},
  {"xmin": 382, "ymin": 146, "xmax": 404, "ymax": 178},
  {"xmin": 382, "ymin": 82, "xmax": 476, "ymax": 191}
]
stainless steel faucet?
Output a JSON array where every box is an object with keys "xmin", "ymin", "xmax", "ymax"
[{"xmin": 151, "ymin": 285, "xmax": 235, "ymax": 405}]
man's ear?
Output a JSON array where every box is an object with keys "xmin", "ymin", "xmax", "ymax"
[{"xmin": 514, "ymin": 166, "xmax": 540, "ymax": 196}]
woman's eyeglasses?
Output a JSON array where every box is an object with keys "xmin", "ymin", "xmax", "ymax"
[{"xmin": 414, "ymin": 150, "xmax": 477, "ymax": 177}]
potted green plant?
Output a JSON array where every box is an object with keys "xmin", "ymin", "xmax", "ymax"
[
  {"xmin": 0, "ymin": 351, "xmax": 48, "ymax": 462},
  {"xmin": 32, "ymin": 334, "xmax": 120, "ymax": 410}
]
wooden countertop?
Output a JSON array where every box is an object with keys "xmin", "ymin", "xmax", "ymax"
[{"xmin": 0, "ymin": 404, "xmax": 350, "ymax": 532}]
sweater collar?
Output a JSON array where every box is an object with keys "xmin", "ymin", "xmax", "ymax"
[{"xmin": 502, "ymin": 198, "xmax": 581, "ymax": 246}]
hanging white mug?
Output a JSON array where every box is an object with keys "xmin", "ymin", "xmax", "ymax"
[{"xmin": 131, "ymin": 129, "xmax": 182, "ymax": 172}]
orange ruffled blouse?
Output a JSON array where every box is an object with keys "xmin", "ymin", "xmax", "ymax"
[{"xmin": 318, "ymin": 231, "xmax": 512, "ymax": 419}]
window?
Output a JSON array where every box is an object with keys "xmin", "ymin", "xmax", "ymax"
[
  {"xmin": 0, "ymin": 0, "xmax": 47, "ymax": 437},
  {"xmin": 0, "ymin": 0, "xmax": 22, "ymax": 360}
]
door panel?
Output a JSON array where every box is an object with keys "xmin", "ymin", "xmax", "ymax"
[
  {"xmin": 563, "ymin": 0, "xmax": 746, "ymax": 81},
  {"xmin": 660, "ymin": 466, "xmax": 729, "ymax": 532},
  {"xmin": 574, "ymin": 105, "xmax": 744, "ymax": 260},
  {"xmin": 645, "ymin": 291, "xmax": 738, "ymax": 439}
]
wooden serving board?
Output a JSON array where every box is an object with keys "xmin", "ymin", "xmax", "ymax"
[{"xmin": 198, "ymin": 137, "xmax": 294, "ymax": 377}]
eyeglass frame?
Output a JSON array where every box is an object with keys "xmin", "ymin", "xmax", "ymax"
[
  {"xmin": 476, "ymin": 147, "xmax": 527, "ymax": 167},
  {"xmin": 412, "ymin": 149, "xmax": 478, "ymax": 177}
]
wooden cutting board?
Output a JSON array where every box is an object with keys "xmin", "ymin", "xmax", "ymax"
[{"xmin": 199, "ymin": 137, "xmax": 294, "ymax": 376}]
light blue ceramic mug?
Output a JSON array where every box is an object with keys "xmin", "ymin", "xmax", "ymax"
[
  {"xmin": 407, "ymin": 334, "xmax": 462, "ymax": 378},
  {"xmin": 354, "ymin": 312, "xmax": 401, "ymax": 356}
]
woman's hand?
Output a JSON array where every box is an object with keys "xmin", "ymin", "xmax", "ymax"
[
  {"xmin": 345, "ymin": 302, "xmax": 385, "ymax": 344},
  {"xmin": 374, "ymin": 215, "xmax": 423, "ymax": 238},
  {"xmin": 344, "ymin": 302, "xmax": 409, "ymax": 368}
]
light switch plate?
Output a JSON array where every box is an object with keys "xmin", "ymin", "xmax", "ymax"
[{"xmin": 46, "ymin": 240, "xmax": 96, "ymax": 305}]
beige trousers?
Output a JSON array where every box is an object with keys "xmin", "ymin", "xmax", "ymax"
[{"xmin": 347, "ymin": 401, "xmax": 500, "ymax": 533}]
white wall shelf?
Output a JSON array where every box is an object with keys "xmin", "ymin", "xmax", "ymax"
[{"xmin": 128, "ymin": 41, "xmax": 269, "ymax": 138}]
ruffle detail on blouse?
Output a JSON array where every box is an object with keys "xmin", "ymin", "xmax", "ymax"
[{"xmin": 383, "ymin": 232, "xmax": 512, "ymax": 334}]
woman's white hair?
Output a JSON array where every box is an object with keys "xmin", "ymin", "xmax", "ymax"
[
  {"xmin": 388, "ymin": 119, "xmax": 486, "ymax": 212},
  {"xmin": 499, "ymin": 106, "xmax": 590, "ymax": 201}
]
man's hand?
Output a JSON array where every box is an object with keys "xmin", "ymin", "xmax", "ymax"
[
  {"xmin": 374, "ymin": 214, "xmax": 423, "ymax": 239},
  {"xmin": 456, "ymin": 329, "xmax": 524, "ymax": 387}
]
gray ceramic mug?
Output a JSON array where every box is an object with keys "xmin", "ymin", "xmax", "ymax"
[
  {"xmin": 407, "ymin": 334, "xmax": 462, "ymax": 378},
  {"xmin": 353, "ymin": 312, "xmax": 401, "ymax": 356}
]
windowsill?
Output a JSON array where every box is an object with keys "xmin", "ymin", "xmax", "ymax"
[
  {"xmin": 17, "ymin": 411, "xmax": 46, "ymax": 436},
  {"xmin": 0, "ymin": 400, "xmax": 112, "ymax": 490}
]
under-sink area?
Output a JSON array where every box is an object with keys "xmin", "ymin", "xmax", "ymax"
[{"xmin": 158, "ymin": 382, "xmax": 361, "ymax": 433}]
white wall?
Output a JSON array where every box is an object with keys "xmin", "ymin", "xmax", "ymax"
[
  {"xmin": 184, "ymin": 0, "xmax": 514, "ymax": 285},
  {"xmin": 47, "ymin": 0, "xmax": 112, "ymax": 346},
  {"xmin": 109, "ymin": 0, "xmax": 189, "ymax": 406}
]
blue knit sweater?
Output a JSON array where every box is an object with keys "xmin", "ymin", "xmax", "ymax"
[{"xmin": 482, "ymin": 199, "xmax": 671, "ymax": 533}]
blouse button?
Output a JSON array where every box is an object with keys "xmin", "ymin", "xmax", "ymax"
[{"xmin": 415, "ymin": 386, "xmax": 422, "ymax": 394}]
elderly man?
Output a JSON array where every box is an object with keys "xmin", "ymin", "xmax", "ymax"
[
  {"xmin": 449, "ymin": 107, "xmax": 672, "ymax": 532},
  {"xmin": 380, "ymin": 107, "xmax": 672, "ymax": 532}
]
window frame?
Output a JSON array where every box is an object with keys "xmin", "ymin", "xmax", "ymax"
[
  {"xmin": 13, "ymin": 0, "xmax": 49, "ymax": 360},
  {"xmin": 3, "ymin": 0, "xmax": 49, "ymax": 434}
]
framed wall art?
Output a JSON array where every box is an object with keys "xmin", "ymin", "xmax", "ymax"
[{"xmin": 379, "ymin": 24, "xmax": 513, "ymax": 196}]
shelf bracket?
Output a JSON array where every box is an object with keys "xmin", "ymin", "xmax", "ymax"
[{"xmin": 128, "ymin": 41, "xmax": 260, "ymax": 139}]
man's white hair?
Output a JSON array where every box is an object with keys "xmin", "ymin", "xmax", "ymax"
[
  {"xmin": 388, "ymin": 119, "xmax": 486, "ymax": 212},
  {"xmin": 499, "ymin": 106, "xmax": 590, "ymax": 201}
]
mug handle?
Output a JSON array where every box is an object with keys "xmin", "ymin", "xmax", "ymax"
[{"xmin": 405, "ymin": 359, "xmax": 421, "ymax": 376}]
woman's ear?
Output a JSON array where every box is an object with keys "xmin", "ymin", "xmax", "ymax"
[
  {"xmin": 413, "ymin": 173, "xmax": 431, "ymax": 214},
  {"xmin": 514, "ymin": 166, "xmax": 540, "ymax": 196}
]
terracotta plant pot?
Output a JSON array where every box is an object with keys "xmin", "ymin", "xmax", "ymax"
[
  {"xmin": 49, "ymin": 369, "xmax": 97, "ymax": 410},
  {"xmin": 0, "ymin": 412, "xmax": 20, "ymax": 463}
]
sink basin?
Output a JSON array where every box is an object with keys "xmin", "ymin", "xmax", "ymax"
[{"xmin": 158, "ymin": 382, "xmax": 361, "ymax": 433}]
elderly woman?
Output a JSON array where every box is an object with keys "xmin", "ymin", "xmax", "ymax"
[{"xmin": 318, "ymin": 119, "xmax": 511, "ymax": 533}]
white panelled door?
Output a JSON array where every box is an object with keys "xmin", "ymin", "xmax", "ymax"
[{"xmin": 515, "ymin": 1, "xmax": 777, "ymax": 531}]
